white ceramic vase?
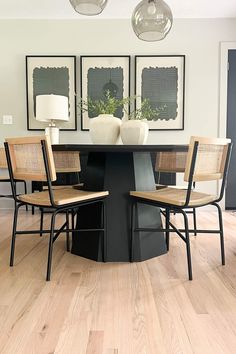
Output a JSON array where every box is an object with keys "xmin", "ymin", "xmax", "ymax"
[
  {"xmin": 120, "ymin": 120, "xmax": 149, "ymax": 145},
  {"xmin": 89, "ymin": 114, "xmax": 122, "ymax": 144}
]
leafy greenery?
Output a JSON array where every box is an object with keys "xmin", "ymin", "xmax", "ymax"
[
  {"xmin": 79, "ymin": 90, "xmax": 130, "ymax": 116},
  {"xmin": 128, "ymin": 98, "xmax": 166, "ymax": 121},
  {"xmin": 78, "ymin": 91, "xmax": 166, "ymax": 121}
]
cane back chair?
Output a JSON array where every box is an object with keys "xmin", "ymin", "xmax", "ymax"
[
  {"xmin": 0, "ymin": 147, "xmax": 28, "ymax": 209},
  {"xmin": 31, "ymin": 149, "xmax": 82, "ymax": 214},
  {"xmin": 130, "ymin": 136, "xmax": 232, "ymax": 280},
  {"xmin": 4, "ymin": 136, "xmax": 108, "ymax": 281},
  {"xmin": 155, "ymin": 150, "xmax": 197, "ymax": 235},
  {"xmin": 39, "ymin": 149, "xmax": 83, "ymax": 234}
]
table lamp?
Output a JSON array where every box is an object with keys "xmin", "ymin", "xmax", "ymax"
[{"xmin": 36, "ymin": 94, "xmax": 69, "ymax": 144}]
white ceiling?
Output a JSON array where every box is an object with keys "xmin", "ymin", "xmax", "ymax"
[{"xmin": 0, "ymin": 0, "xmax": 236, "ymax": 19}]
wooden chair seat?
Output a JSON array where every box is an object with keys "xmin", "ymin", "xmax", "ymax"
[
  {"xmin": 130, "ymin": 187, "xmax": 216, "ymax": 207},
  {"xmin": 42, "ymin": 183, "xmax": 84, "ymax": 191},
  {"xmin": 19, "ymin": 188, "xmax": 108, "ymax": 207},
  {"xmin": 0, "ymin": 175, "xmax": 10, "ymax": 181},
  {"xmin": 156, "ymin": 183, "xmax": 188, "ymax": 190},
  {"xmin": 42, "ymin": 185, "xmax": 73, "ymax": 190}
]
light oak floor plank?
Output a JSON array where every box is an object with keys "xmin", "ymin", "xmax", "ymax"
[{"xmin": 0, "ymin": 209, "xmax": 236, "ymax": 353}]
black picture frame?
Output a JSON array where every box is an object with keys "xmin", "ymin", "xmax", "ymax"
[
  {"xmin": 80, "ymin": 55, "xmax": 131, "ymax": 131},
  {"xmin": 26, "ymin": 55, "xmax": 77, "ymax": 131},
  {"xmin": 135, "ymin": 55, "xmax": 185, "ymax": 131}
]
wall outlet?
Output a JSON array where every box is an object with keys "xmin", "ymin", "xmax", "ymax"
[{"xmin": 2, "ymin": 115, "xmax": 13, "ymax": 124}]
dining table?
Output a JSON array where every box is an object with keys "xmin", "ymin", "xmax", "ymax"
[{"xmin": 53, "ymin": 144, "xmax": 188, "ymax": 262}]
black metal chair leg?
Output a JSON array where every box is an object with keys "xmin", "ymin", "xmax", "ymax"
[
  {"xmin": 102, "ymin": 200, "xmax": 107, "ymax": 262},
  {"xmin": 165, "ymin": 208, "xmax": 170, "ymax": 251},
  {"xmin": 40, "ymin": 208, "xmax": 44, "ymax": 237},
  {"xmin": 23, "ymin": 181, "xmax": 28, "ymax": 211},
  {"xmin": 10, "ymin": 202, "xmax": 22, "ymax": 266},
  {"xmin": 46, "ymin": 211, "xmax": 57, "ymax": 281},
  {"xmin": 71, "ymin": 209, "xmax": 75, "ymax": 231},
  {"xmin": 193, "ymin": 208, "xmax": 197, "ymax": 236},
  {"xmin": 130, "ymin": 202, "xmax": 135, "ymax": 262},
  {"xmin": 66, "ymin": 210, "xmax": 70, "ymax": 252},
  {"xmin": 181, "ymin": 210, "xmax": 193, "ymax": 281},
  {"xmin": 213, "ymin": 202, "xmax": 225, "ymax": 265}
]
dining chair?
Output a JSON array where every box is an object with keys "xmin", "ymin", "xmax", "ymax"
[
  {"xmin": 0, "ymin": 147, "xmax": 28, "ymax": 210},
  {"xmin": 4, "ymin": 136, "xmax": 108, "ymax": 281},
  {"xmin": 130, "ymin": 136, "xmax": 232, "ymax": 280},
  {"xmin": 31, "ymin": 149, "xmax": 82, "ymax": 214},
  {"xmin": 155, "ymin": 150, "xmax": 197, "ymax": 235},
  {"xmin": 39, "ymin": 149, "xmax": 82, "ymax": 235}
]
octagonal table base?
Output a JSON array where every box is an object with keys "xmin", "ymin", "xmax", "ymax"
[{"xmin": 71, "ymin": 151, "xmax": 167, "ymax": 262}]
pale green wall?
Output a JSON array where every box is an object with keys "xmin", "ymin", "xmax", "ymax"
[
  {"xmin": 0, "ymin": 19, "xmax": 236, "ymax": 145},
  {"xmin": 0, "ymin": 18, "xmax": 236, "ymax": 207}
]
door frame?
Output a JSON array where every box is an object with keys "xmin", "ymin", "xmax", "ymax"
[
  {"xmin": 219, "ymin": 42, "xmax": 236, "ymax": 138},
  {"xmin": 219, "ymin": 42, "xmax": 236, "ymax": 209}
]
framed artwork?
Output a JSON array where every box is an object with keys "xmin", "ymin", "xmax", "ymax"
[
  {"xmin": 80, "ymin": 55, "xmax": 131, "ymax": 130},
  {"xmin": 135, "ymin": 55, "xmax": 185, "ymax": 131},
  {"xmin": 26, "ymin": 55, "xmax": 77, "ymax": 131}
]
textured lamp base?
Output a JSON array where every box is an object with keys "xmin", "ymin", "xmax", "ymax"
[{"xmin": 45, "ymin": 126, "xmax": 59, "ymax": 145}]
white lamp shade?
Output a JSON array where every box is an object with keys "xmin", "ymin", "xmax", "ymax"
[{"xmin": 36, "ymin": 94, "xmax": 69, "ymax": 122}]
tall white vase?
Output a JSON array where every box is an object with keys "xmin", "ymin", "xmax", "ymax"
[
  {"xmin": 89, "ymin": 114, "xmax": 121, "ymax": 144},
  {"xmin": 120, "ymin": 120, "xmax": 149, "ymax": 145}
]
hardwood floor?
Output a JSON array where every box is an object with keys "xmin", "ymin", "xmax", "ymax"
[{"xmin": 0, "ymin": 209, "xmax": 236, "ymax": 353}]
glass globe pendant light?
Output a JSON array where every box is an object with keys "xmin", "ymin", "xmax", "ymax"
[
  {"xmin": 69, "ymin": 0, "xmax": 108, "ymax": 16},
  {"xmin": 132, "ymin": 0, "xmax": 173, "ymax": 41}
]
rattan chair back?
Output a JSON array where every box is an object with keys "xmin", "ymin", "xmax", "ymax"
[
  {"xmin": 184, "ymin": 136, "xmax": 231, "ymax": 182},
  {"xmin": 4, "ymin": 136, "xmax": 56, "ymax": 182},
  {"xmin": 155, "ymin": 151, "xmax": 187, "ymax": 173},
  {"xmin": 0, "ymin": 147, "xmax": 7, "ymax": 169},
  {"xmin": 53, "ymin": 151, "xmax": 81, "ymax": 173}
]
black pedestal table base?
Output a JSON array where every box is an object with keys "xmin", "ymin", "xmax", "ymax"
[{"xmin": 71, "ymin": 151, "xmax": 167, "ymax": 262}]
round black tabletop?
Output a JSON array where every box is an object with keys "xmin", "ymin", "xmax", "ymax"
[{"xmin": 53, "ymin": 144, "xmax": 188, "ymax": 153}]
